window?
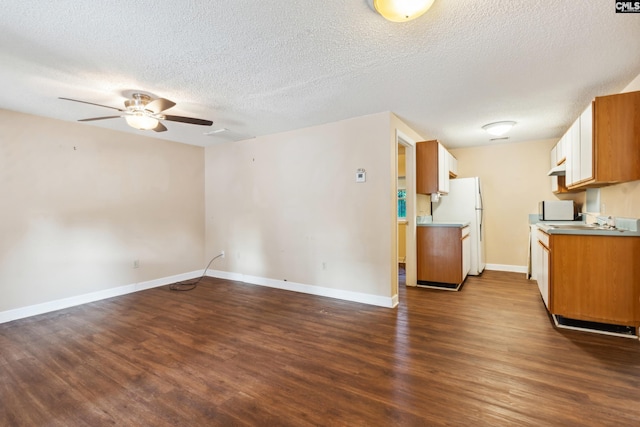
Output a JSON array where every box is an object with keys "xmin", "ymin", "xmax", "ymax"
[{"xmin": 397, "ymin": 189, "xmax": 406, "ymax": 219}]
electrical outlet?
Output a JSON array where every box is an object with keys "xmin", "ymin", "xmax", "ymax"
[
  {"xmin": 133, "ymin": 259, "xmax": 139, "ymax": 269},
  {"xmin": 220, "ymin": 250, "xmax": 225, "ymax": 258}
]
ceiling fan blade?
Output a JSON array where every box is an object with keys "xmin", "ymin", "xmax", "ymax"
[
  {"xmin": 153, "ymin": 122, "xmax": 168, "ymax": 132},
  {"xmin": 78, "ymin": 115, "xmax": 122, "ymax": 122},
  {"xmin": 163, "ymin": 115, "xmax": 213, "ymax": 126},
  {"xmin": 59, "ymin": 97, "xmax": 124, "ymax": 112},
  {"xmin": 145, "ymin": 98, "xmax": 176, "ymax": 114}
]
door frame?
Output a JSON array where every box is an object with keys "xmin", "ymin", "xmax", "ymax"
[{"xmin": 396, "ymin": 130, "xmax": 417, "ymax": 293}]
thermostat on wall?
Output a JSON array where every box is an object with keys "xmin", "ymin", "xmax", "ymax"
[{"xmin": 356, "ymin": 168, "xmax": 366, "ymax": 183}]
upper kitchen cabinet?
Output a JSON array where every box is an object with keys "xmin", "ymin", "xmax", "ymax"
[
  {"xmin": 448, "ymin": 151, "xmax": 458, "ymax": 178},
  {"xmin": 550, "ymin": 132, "xmax": 574, "ymax": 194},
  {"xmin": 416, "ymin": 140, "xmax": 457, "ymax": 195},
  {"xmin": 565, "ymin": 90, "xmax": 640, "ymax": 189}
]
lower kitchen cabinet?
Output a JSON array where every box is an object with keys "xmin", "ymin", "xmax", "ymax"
[
  {"xmin": 417, "ymin": 225, "xmax": 470, "ymax": 287},
  {"xmin": 544, "ymin": 233, "xmax": 640, "ymax": 327}
]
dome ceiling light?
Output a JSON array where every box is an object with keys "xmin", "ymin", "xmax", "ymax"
[
  {"xmin": 370, "ymin": 0, "xmax": 436, "ymax": 22},
  {"xmin": 482, "ymin": 121, "xmax": 517, "ymax": 137}
]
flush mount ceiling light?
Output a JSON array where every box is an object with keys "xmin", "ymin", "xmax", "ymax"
[
  {"xmin": 370, "ymin": 0, "xmax": 435, "ymax": 22},
  {"xmin": 482, "ymin": 121, "xmax": 516, "ymax": 137}
]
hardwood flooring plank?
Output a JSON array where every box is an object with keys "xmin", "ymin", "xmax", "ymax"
[{"xmin": 2, "ymin": 271, "xmax": 640, "ymax": 426}]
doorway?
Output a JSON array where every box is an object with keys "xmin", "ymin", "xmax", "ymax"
[{"xmin": 396, "ymin": 131, "xmax": 416, "ymax": 300}]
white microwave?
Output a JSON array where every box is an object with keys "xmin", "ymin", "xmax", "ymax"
[{"xmin": 539, "ymin": 200, "xmax": 576, "ymax": 220}]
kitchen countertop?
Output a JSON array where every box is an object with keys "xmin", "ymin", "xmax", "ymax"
[
  {"xmin": 537, "ymin": 222, "xmax": 640, "ymax": 237},
  {"xmin": 417, "ymin": 221, "xmax": 470, "ymax": 228}
]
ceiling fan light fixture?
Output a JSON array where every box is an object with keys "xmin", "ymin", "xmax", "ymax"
[
  {"xmin": 125, "ymin": 113, "xmax": 159, "ymax": 130},
  {"xmin": 482, "ymin": 121, "xmax": 516, "ymax": 137},
  {"xmin": 372, "ymin": 0, "xmax": 435, "ymax": 22}
]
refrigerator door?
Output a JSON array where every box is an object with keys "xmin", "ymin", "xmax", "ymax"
[
  {"xmin": 432, "ymin": 178, "xmax": 476, "ymax": 221},
  {"xmin": 475, "ymin": 178, "xmax": 486, "ymax": 273},
  {"xmin": 432, "ymin": 177, "xmax": 484, "ymax": 275}
]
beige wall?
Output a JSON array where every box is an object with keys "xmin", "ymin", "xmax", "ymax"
[
  {"xmin": 450, "ymin": 139, "xmax": 571, "ymax": 268},
  {"xmin": 4, "ymin": 71, "xmax": 636, "ymax": 313},
  {"xmin": 205, "ymin": 112, "xmax": 402, "ymax": 299},
  {"xmin": 0, "ymin": 109, "xmax": 205, "ymax": 312}
]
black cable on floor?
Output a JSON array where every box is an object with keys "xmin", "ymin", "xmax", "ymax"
[{"xmin": 169, "ymin": 253, "xmax": 224, "ymax": 291}]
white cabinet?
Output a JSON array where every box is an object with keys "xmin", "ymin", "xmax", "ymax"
[
  {"xmin": 550, "ymin": 128, "xmax": 575, "ymax": 194},
  {"xmin": 448, "ymin": 151, "xmax": 458, "ymax": 177},
  {"xmin": 564, "ymin": 128, "xmax": 572, "ymax": 186},
  {"xmin": 565, "ymin": 103, "xmax": 594, "ymax": 187},
  {"xmin": 536, "ymin": 230, "xmax": 550, "ymax": 309},
  {"xmin": 578, "ymin": 103, "xmax": 593, "ymax": 183},
  {"xmin": 566, "ymin": 119, "xmax": 581, "ymax": 186},
  {"xmin": 437, "ymin": 142, "xmax": 450, "ymax": 194},
  {"xmin": 557, "ymin": 136, "xmax": 567, "ymax": 164},
  {"xmin": 462, "ymin": 226, "xmax": 471, "ymax": 281}
]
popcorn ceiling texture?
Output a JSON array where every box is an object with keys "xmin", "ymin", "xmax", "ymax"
[{"xmin": 0, "ymin": 0, "xmax": 639, "ymax": 147}]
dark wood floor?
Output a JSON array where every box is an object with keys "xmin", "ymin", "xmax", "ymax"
[{"xmin": 2, "ymin": 271, "xmax": 640, "ymax": 426}]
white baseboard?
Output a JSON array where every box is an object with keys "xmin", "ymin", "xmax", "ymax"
[
  {"xmin": 0, "ymin": 270, "xmax": 203, "ymax": 324},
  {"xmin": 485, "ymin": 264, "xmax": 528, "ymax": 274},
  {"xmin": 207, "ymin": 269, "xmax": 396, "ymax": 308},
  {"xmin": 0, "ymin": 268, "xmax": 399, "ymax": 324},
  {"xmin": 390, "ymin": 294, "xmax": 399, "ymax": 308}
]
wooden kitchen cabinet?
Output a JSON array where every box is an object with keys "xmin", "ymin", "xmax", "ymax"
[
  {"xmin": 548, "ymin": 234, "xmax": 640, "ymax": 327},
  {"xmin": 416, "ymin": 140, "xmax": 455, "ymax": 195},
  {"xmin": 566, "ymin": 90, "xmax": 640, "ymax": 189},
  {"xmin": 417, "ymin": 225, "xmax": 470, "ymax": 286}
]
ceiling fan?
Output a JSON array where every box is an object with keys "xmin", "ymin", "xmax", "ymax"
[{"xmin": 59, "ymin": 93, "xmax": 213, "ymax": 132}]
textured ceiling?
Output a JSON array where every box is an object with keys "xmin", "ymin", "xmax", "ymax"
[{"xmin": 1, "ymin": 1, "xmax": 639, "ymax": 148}]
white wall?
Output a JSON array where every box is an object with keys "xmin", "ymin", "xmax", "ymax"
[
  {"xmin": 0, "ymin": 109, "xmax": 205, "ymax": 314},
  {"xmin": 204, "ymin": 113, "xmax": 398, "ymax": 303}
]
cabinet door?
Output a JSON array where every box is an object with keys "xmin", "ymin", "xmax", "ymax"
[
  {"xmin": 462, "ymin": 228, "xmax": 471, "ymax": 280},
  {"xmin": 557, "ymin": 137, "xmax": 566, "ymax": 164},
  {"xmin": 448, "ymin": 152, "xmax": 458, "ymax": 177},
  {"xmin": 551, "ymin": 234, "xmax": 640, "ymax": 325},
  {"xmin": 438, "ymin": 142, "xmax": 449, "ymax": 194},
  {"xmin": 417, "ymin": 226, "xmax": 462, "ymax": 284},
  {"xmin": 572, "ymin": 120, "xmax": 582, "ymax": 185},
  {"xmin": 564, "ymin": 131, "xmax": 574, "ymax": 186},
  {"xmin": 579, "ymin": 102, "xmax": 594, "ymax": 182},
  {"xmin": 538, "ymin": 242, "xmax": 550, "ymax": 309},
  {"xmin": 416, "ymin": 141, "xmax": 438, "ymax": 194}
]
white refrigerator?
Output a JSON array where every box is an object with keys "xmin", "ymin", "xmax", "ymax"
[{"xmin": 432, "ymin": 177, "xmax": 486, "ymax": 275}]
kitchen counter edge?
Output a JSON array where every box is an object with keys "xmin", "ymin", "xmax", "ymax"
[{"xmin": 417, "ymin": 221, "xmax": 471, "ymax": 228}]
